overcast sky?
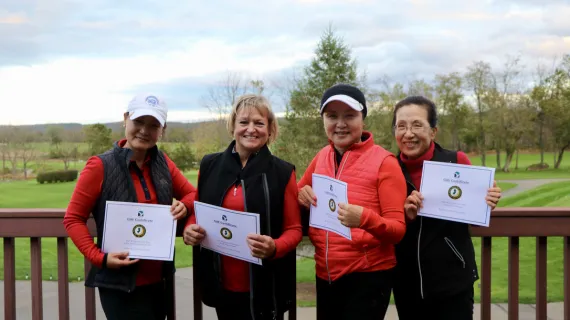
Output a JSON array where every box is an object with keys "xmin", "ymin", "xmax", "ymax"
[{"xmin": 1, "ymin": 0, "xmax": 569, "ymax": 125}]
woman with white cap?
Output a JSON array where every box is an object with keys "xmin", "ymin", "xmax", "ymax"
[
  {"xmin": 63, "ymin": 94, "xmax": 197, "ymax": 320},
  {"xmin": 297, "ymin": 83, "xmax": 407, "ymax": 320}
]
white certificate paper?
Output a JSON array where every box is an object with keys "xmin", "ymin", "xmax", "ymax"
[
  {"xmin": 309, "ymin": 173, "xmax": 352, "ymax": 240},
  {"xmin": 418, "ymin": 161, "xmax": 495, "ymax": 227},
  {"xmin": 101, "ymin": 201, "xmax": 176, "ymax": 261},
  {"xmin": 194, "ymin": 201, "xmax": 262, "ymax": 265}
]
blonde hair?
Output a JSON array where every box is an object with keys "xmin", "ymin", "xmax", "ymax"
[{"xmin": 227, "ymin": 94, "xmax": 279, "ymax": 144}]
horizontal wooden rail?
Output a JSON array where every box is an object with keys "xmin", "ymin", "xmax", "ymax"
[{"xmin": 1, "ymin": 208, "xmax": 570, "ymax": 320}]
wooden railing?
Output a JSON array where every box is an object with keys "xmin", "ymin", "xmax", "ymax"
[
  {"xmin": 471, "ymin": 207, "xmax": 570, "ymax": 320},
  {"xmin": 0, "ymin": 208, "xmax": 569, "ymax": 320}
]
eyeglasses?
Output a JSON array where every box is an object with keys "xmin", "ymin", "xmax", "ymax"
[{"xmin": 394, "ymin": 124, "xmax": 427, "ymax": 134}]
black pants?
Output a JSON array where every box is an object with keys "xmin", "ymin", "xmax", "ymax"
[
  {"xmin": 393, "ymin": 285, "xmax": 474, "ymax": 320},
  {"xmin": 316, "ymin": 269, "xmax": 393, "ymax": 320},
  {"xmin": 215, "ymin": 290, "xmax": 285, "ymax": 320},
  {"xmin": 99, "ymin": 282, "xmax": 166, "ymax": 320}
]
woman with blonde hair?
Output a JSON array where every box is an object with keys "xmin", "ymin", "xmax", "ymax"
[{"xmin": 183, "ymin": 94, "xmax": 302, "ymax": 320}]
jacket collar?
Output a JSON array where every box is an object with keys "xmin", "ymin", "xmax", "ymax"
[
  {"xmin": 113, "ymin": 139, "xmax": 157, "ymax": 166},
  {"xmin": 219, "ymin": 140, "xmax": 272, "ymax": 176},
  {"xmin": 328, "ymin": 130, "xmax": 375, "ymax": 154}
]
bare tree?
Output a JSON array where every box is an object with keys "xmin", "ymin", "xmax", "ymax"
[
  {"xmin": 465, "ymin": 61, "xmax": 493, "ymax": 166},
  {"xmin": 20, "ymin": 140, "xmax": 36, "ymax": 179},
  {"xmin": 200, "ymin": 71, "xmax": 266, "ymax": 151},
  {"xmin": 201, "ymin": 71, "xmax": 251, "ymax": 120}
]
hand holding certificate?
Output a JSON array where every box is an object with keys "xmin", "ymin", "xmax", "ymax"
[
  {"xmin": 309, "ymin": 173, "xmax": 352, "ymax": 240},
  {"xmin": 101, "ymin": 201, "xmax": 177, "ymax": 261},
  {"xmin": 418, "ymin": 161, "xmax": 495, "ymax": 227},
  {"xmin": 194, "ymin": 201, "xmax": 262, "ymax": 265}
]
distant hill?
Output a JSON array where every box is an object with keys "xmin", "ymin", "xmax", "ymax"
[
  {"xmin": 0, "ymin": 121, "xmax": 210, "ymax": 133},
  {"xmin": 0, "ymin": 117, "xmax": 288, "ymax": 133}
]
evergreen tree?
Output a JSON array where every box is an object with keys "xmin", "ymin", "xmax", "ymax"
[{"xmin": 273, "ymin": 26, "xmax": 364, "ymax": 176}]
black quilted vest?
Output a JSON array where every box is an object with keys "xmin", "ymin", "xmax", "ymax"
[
  {"xmin": 195, "ymin": 141, "xmax": 296, "ymax": 319},
  {"xmin": 84, "ymin": 141, "xmax": 174, "ymax": 292},
  {"xmin": 394, "ymin": 142, "xmax": 479, "ymax": 298}
]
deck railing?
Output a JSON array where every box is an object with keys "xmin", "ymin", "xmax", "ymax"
[{"xmin": 1, "ymin": 208, "xmax": 569, "ymax": 320}]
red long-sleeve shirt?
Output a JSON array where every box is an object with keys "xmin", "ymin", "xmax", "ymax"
[
  {"xmin": 187, "ymin": 171, "xmax": 302, "ymax": 292},
  {"xmin": 63, "ymin": 140, "xmax": 197, "ymax": 286}
]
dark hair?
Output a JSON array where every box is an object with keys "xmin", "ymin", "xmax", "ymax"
[{"xmin": 392, "ymin": 95, "xmax": 438, "ymax": 129}]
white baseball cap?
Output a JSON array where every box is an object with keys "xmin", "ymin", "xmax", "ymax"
[{"xmin": 126, "ymin": 94, "xmax": 168, "ymax": 127}]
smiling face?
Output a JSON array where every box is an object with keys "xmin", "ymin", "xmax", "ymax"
[
  {"xmin": 233, "ymin": 106, "xmax": 269, "ymax": 154},
  {"xmin": 394, "ymin": 104, "xmax": 437, "ymax": 159},
  {"xmin": 322, "ymin": 101, "xmax": 364, "ymax": 153},
  {"xmin": 123, "ymin": 114, "xmax": 164, "ymax": 151}
]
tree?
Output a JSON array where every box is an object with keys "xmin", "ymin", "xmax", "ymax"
[
  {"xmin": 488, "ymin": 55, "xmax": 532, "ymax": 172},
  {"xmin": 0, "ymin": 127, "xmax": 10, "ymax": 178},
  {"xmin": 200, "ymin": 71, "xmax": 265, "ymax": 152},
  {"xmin": 407, "ymin": 79, "xmax": 434, "ymax": 100},
  {"xmin": 46, "ymin": 125, "xmax": 64, "ymax": 147},
  {"xmin": 434, "ymin": 72, "xmax": 467, "ymax": 150},
  {"xmin": 190, "ymin": 120, "xmax": 229, "ymax": 162},
  {"xmin": 168, "ymin": 142, "xmax": 196, "ymax": 172},
  {"xmin": 50, "ymin": 144, "xmax": 79, "ymax": 171},
  {"xmin": 164, "ymin": 127, "xmax": 191, "ymax": 143},
  {"xmin": 465, "ymin": 61, "xmax": 493, "ymax": 166},
  {"xmin": 19, "ymin": 133, "xmax": 37, "ymax": 179},
  {"xmin": 84, "ymin": 124, "xmax": 112, "ymax": 156},
  {"xmin": 540, "ymin": 55, "xmax": 570, "ymax": 168},
  {"xmin": 365, "ymin": 77, "xmax": 407, "ymax": 151},
  {"xmin": 273, "ymin": 26, "xmax": 362, "ymax": 175}
]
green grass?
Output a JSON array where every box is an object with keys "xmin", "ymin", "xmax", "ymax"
[
  {"xmin": 468, "ymin": 152, "xmax": 570, "ymax": 180},
  {"xmin": 497, "ymin": 182, "xmax": 517, "ymax": 192},
  {"xmin": 498, "ymin": 181, "xmax": 570, "ymax": 207}
]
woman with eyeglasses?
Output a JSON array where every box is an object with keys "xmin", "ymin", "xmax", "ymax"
[{"xmin": 390, "ymin": 96, "xmax": 502, "ymax": 320}]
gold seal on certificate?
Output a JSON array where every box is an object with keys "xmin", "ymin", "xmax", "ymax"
[
  {"xmin": 220, "ymin": 227, "xmax": 233, "ymax": 240},
  {"xmin": 132, "ymin": 224, "xmax": 146, "ymax": 238},
  {"xmin": 448, "ymin": 186, "xmax": 462, "ymax": 200},
  {"xmin": 328, "ymin": 199, "xmax": 336, "ymax": 212}
]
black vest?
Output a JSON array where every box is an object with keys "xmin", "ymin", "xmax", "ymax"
[
  {"xmin": 195, "ymin": 141, "xmax": 296, "ymax": 319},
  {"xmin": 84, "ymin": 142, "xmax": 175, "ymax": 292},
  {"xmin": 395, "ymin": 143, "xmax": 479, "ymax": 298}
]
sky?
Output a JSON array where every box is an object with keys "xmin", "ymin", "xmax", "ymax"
[{"xmin": 0, "ymin": 0, "xmax": 569, "ymax": 125}]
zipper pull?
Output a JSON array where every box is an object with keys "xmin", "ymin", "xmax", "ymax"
[{"xmin": 233, "ymin": 186, "xmax": 237, "ymax": 196}]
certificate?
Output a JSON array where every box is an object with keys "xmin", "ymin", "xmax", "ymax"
[
  {"xmin": 194, "ymin": 201, "xmax": 262, "ymax": 265},
  {"xmin": 418, "ymin": 161, "xmax": 495, "ymax": 227},
  {"xmin": 101, "ymin": 201, "xmax": 176, "ymax": 261},
  {"xmin": 309, "ymin": 173, "xmax": 352, "ymax": 240}
]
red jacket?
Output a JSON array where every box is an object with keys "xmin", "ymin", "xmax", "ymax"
[{"xmin": 298, "ymin": 132, "xmax": 407, "ymax": 282}]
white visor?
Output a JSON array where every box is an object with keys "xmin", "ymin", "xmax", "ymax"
[{"xmin": 320, "ymin": 94, "xmax": 364, "ymax": 114}]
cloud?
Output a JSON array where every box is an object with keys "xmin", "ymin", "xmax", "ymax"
[{"xmin": 0, "ymin": 0, "xmax": 569, "ymax": 125}]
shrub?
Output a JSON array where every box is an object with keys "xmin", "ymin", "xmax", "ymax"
[{"xmin": 36, "ymin": 170, "xmax": 78, "ymax": 184}]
